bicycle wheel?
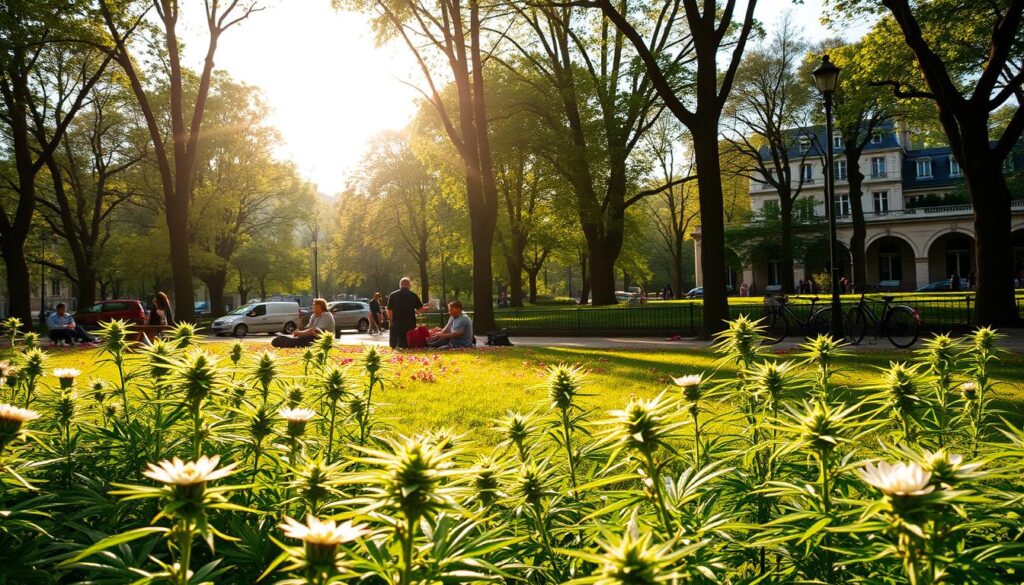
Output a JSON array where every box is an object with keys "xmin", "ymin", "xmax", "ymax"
[
  {"xmin": 761, "ymin": 307, "xmax": 788, "ymax": 345},
  {"xmin": 846, "ymin": 307, "xmax": 867, "ymax": 345},
  {"xmin": 807, "ymin": 308, "xmax": 832, "ymax": 338},
  {"xmin": 884, "ymin": 306, "xmax": 920, "ymax": 348}
]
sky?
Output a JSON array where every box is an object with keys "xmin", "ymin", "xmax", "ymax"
[{"xmin": 181, "ymin": 0, "xmax": 871, "ymax": 196}]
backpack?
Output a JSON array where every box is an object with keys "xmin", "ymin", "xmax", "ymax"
[{"xmin": 486, "ymin": 331, "xmax": 513, "ymax": 347}]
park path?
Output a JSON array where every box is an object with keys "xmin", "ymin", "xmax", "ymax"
[{"xmin": 200, "ymin": 329, "xmax": 1024, "ymax": 353}]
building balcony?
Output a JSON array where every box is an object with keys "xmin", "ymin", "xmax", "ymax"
[{"xmin": 833, "ymin": 200, "xmax": 1024, "ymax": 223}]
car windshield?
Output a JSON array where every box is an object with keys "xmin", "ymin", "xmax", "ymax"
[{"xmin": 227, "ymin": 304, "xmax": 256, "ymax": 316}]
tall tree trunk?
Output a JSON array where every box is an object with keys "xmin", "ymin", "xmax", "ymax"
[
  {"xmin": 76, "ymin": 265, "xmax": 97, "ymax": 309},
  {"xmin": 418, "ymin": 235, "xmax": 430, "ymax": 302},
  {"xmin": 691, "ymin": 121, "xmax": 730, "ymax": 337},
  {"xmin": 845, "ymin": 148, "xmax": 868, "ymax": 291},
  {"xmin": 674, "ymin": 235, "xmax": 685, "ymax": 297},
  {"xmin": 505, "ymin": 255, "xmax": 524, "ymax": 307},
  {"xmin": 202, "ymin": 269, "xmax": 228, "ymax": 318},
  {"xmin": 527, "ymin": 268, "xmax": 540, "ymax": 303},
  {"xmin": 1, "ymin": 239, "xmax": 32, "ymax": 330},
  {"xmin": 779, "ymin": 198, "xmax": 796, "ymax": 294},
  {"xmin": 589, "ymin": 250, "xmax": 617, "ymax": 306},
  {"xmin": 579, "ymin": 251, "xmax": 591, "ymax": 304},
  {"xmin": 962, "ymin": 131, "xmax": 1016, "ymax": 326}
]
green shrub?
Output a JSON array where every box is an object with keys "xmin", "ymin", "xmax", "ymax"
[{"xmin": 1, "ymin": 320, "xmax": 1022, "ymax": 584}]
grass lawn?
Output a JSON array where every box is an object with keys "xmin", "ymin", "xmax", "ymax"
[
  {"xmin": 434, "ymin": 292, "xmax": 1024, "ymax": 334},
  {"xmin": 16, "ymin": 340, "xmax": 1024, "ymax": 445}
]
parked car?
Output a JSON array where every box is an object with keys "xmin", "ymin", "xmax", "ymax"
[
  {"xmin": 210, "ymin": 301, "xmax": 302, "ymax": 337},
  {"xmin": 327, "ymin": 301, "xmax": 371, "ymax": 334},
  {"xmin": 683, "ymin": 285, "xmax": 735, "ymax": 299},
  {"xmin": 917, "ymin": 280, "xmax": 953, "ymax": 292},
  {"xmin": 614, "ymin": 290, "xmax": 639, "ymax": 302},
  {"xmin": 194, "ymin": 301, "xmax": 210, "ymax": 316},
  {"xmin": 74, "ymin": 299, "xmax": 147, "ymax": 328}
]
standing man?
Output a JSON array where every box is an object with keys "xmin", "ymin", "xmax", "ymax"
[{"xmin": 387, "ymin": 277, "xmax": 428, "ymax": 349}]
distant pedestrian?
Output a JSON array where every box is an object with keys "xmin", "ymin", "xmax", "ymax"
[
  {"xmin": 368, "ymin": 292, "xmax": 384, "ymax": 335},
  {"xmin": 387, "ymin": 277, "xmax": 429, "ymax": 349},
  {"xmin": 967, "ymin": 269, "xmax": 975, "ymax": 289},
  {"xmin": 153, "ymin": 291, "xmax": 174, "ymax": 325},
  {"xmin": 797, "ymin": 279, "xmax": 805, "ymax": 294},
  {"xmin": 739, "ymin": 282, "xmax": 748, "ymax": 297},
  {"xmin": 840, "ymin": 276, "xmax": 849, "ymax": 295},
  {"xmin": 951, "ymin": 273, "xmax": 961, "ymax": 291}
]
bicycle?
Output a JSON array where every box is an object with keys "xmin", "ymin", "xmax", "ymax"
[
  {"xmin": 846, "ymin": 290, "xmax": 921, "ymax": 348},
  {"xmin": 760, "ymin": 294, "xmax": 835, "ymax": 345}
]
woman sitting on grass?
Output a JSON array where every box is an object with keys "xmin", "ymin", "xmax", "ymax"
[{"xmin": 272, "ymin": 298, "xmax": 335, "ymax": 348}]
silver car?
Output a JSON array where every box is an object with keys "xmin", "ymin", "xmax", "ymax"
[
  {"xmin": 211, "ymin": 301, "xmax": 302, "ymax": 337},
  {"xmin": 327, "ymin": 301, "xmax": 371, "ymax": 334}
]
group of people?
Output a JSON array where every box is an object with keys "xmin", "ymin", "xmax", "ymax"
[
  {"xmin": 45, "ymin": 291, "xmax": 174, "ymax": 346},
  {"xmin": 384, "ymin": 277, "xmax": 474, "ymax": 350},
  {"xmin": 271, "ymin": 277, "xmax": 473, "ymax": 351}
]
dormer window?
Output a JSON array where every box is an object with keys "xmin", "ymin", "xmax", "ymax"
[
  {"xmin": 833, "ymin": 135, "xmax": 843, "ymax": 150},
  {"xmin": 871, "ymin": 132, "xmax": 883, "ymax": 144},
  {"xmin": 799, "ymin": 136, "xmax": 812, "ymax": 152},
  {"xmin": 916, "ymin": 158, "xmax": 932, "ymax": 178},
  {"xmin": 949, "ymin": 158, "xmax": 961, "ymax": 176}
]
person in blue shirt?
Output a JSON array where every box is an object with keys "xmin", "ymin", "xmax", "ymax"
[
  {"xmin": 427, "ymin": 300, "xmax": 474, "ymax": 349},
  {"xmin": 47, "ymin": 303, "xmax": 97, "ymax": 345}
]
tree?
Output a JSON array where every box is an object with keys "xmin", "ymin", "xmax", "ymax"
[
  {"xmin": 836, "ymin": 0, "xmax": 1024, "ymax": 325},
  {"xmin": 725, "ymin": 18, "xmax": 814, "ymax": 294},
  {"xmin": 354, "ymin": 130, "xmax": 439, "ymax": 302},
  {"xmin": 37, "ymin": 72, "xmax": 147, "ymax": 309},
  {"xmin": 593, "ymin": 0, "xmax": 759, "ymax": 335},
  {"xmin": 337, "ymin": 0, "xmax": 500, "ymax": 331},
  {"xmin": 0, "ymin": 1, "xmax": 111, "ymax": 328},
  {"xmin": 97, "ymin": 0, "xmax": 262, "ymax": 322},
  {"xmin": 642, "ymin": 118, "xmax": 700, "ymax": 297},
  {"xmin": 499, "ymin": 4, "xmax": 682, "ymax": 305},
  {"xmin": 188, "ymin": 77, "xmax": 309, "ymax": 318}
]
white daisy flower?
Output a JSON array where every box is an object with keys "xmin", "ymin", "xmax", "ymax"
[
  {"xmin": 671, "ymin": 374, "xmax": 703, "ymax": 388},
  {"xmin": 278, "ymin": 407, "xmax": 317, "ymax": 422},
  {"xmin": 280, "ymin": 515, "xmax": 367, "ymax": 545},
  {"xmin": 856, "ymin": 461, "xmax": 934, "ymax": 497},
  {"xmin": 143, "ymin": 455, "xmax": 237, "ymax": 486}
]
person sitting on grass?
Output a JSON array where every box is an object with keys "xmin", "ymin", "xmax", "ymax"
[
  {"xmin": 47, "ymin": 303, "xmax": 98, "ymax": 345},
  {"xmin": 427, "ymin": 300, "xmax": 474, "ymax": 349},
  {"xmin": 272, "ymin": 298, "xmax": 335, "ymax": 348}
]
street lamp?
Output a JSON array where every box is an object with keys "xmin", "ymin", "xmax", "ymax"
[
  {"xmin": 39, "ymin": 233, "xmax": 50, "ymax": 322},
  {"xmin": 812, "ymin": 54, "xmax": 844, "ymax": 339},
  {"xmin": 311, "ymin": 236, "xmax": 319, "ymax": 299}
]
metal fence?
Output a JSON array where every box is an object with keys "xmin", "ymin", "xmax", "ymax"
[{"xmin": 418, "ymin": 295, "xmax": 1024, "ymax": 337}]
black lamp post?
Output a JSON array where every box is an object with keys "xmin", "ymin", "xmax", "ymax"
[
  {"xmin": 39, "ymin": 233, "xmax": 50, "ymax": 322},
  {"xmin": 311, "ymin": 236, "xmax": 319, "ymax": 299},
  {"xmin": 812, "ymin": 54, "xmax": 844, "ymax": 339}
]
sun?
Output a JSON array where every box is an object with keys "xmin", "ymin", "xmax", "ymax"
[{"xmin": 179, "ymin": 0, "xmax": 421, "ymax": 195}]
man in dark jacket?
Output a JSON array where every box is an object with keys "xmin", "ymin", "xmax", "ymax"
[{"xmin": 387, "ymin": 277, "xmax": 428, "ymax": 349}]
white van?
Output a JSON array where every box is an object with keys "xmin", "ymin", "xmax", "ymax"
[{"xmin": 211, "ymin": 301, "xmax": 302, "ymax": 337}]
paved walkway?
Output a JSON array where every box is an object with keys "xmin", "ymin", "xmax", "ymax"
[{"xmin": 200, "ymin": 328, "xmax": 1024, "ymax": 352}]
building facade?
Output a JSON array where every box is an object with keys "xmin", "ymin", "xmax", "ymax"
[{"xmin": 694, "ymin": 123, "xmax": 1024, "ymax": 292}]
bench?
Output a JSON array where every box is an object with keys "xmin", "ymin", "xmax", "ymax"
[{"xmin": 130, "ymin": 325, "xmax": 173, "ymax": 342}]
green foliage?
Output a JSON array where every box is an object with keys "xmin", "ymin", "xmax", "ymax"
[{"xmin": 2, "ymin": 322, "xmax": 1024, "ymax": 584}]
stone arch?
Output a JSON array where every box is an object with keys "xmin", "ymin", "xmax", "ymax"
[
  {"xmin": 926, "ymin": 232, "xmax": 976, "ymax": 284},
  {"xmin": 866, "ymin": 234, "xmax": 919, "ymax": 289},
  {"xmin": 865, "ymin": 230, "xmax": 921, "ymax": 257},
  {"xmin": 922, "ymin": 227, "xmax": 976, "ymax": 259}
]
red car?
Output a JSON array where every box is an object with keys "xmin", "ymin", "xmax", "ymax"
[{"xmin": 74, "ymin": 299, "xmax": 147, "ymax": 328}]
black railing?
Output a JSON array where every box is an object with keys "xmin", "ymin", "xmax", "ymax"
[{"xmin": 417, "ymin": 295, "xmax": 1023, "ymax": 337}]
